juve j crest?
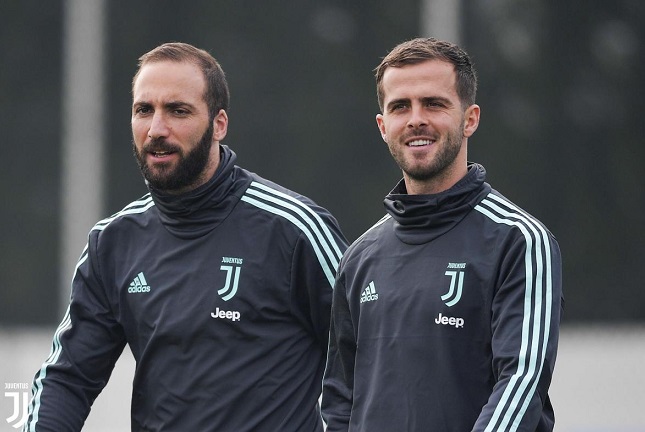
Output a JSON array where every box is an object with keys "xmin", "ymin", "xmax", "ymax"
[
  {"xmin": 441, "ymin": 262, "xmax": 466, "ymax": 307},
  {"xmin": 218, "ymin": 256, "xmax": 243, "ymax": 301}
]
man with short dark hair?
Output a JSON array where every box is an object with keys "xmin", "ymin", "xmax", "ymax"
[
  {"xmin": 25, "ymin": 42, "xmax": 348, "ymax": 431},
  {"xmin": 322, "ymin": 37, "xmax": 563, "ymax": 431}
]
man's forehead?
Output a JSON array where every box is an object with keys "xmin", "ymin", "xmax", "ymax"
[
  {"xmin": 382, "ymin": 60, "xmax": 457, "ymax": 98},
  {"xmin": 383, "ymin": 59, "xmax": 455, "ymax": 82},
  {"xmin": 133, "ymin": 60, "xmax": 205, "ymax": 97},
  {"xmin": 134, "ymin": 60, "xmax": 205, "ymax": 87}
]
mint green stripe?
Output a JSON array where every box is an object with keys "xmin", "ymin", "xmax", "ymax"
[
  {"xmin": 475, "ymin": 194, "xmax": 551, "ymax": 432},
  {"xmin": 94, "ymin": 196, "xmax": 155, "ymax": 230},
  {"xmin": 28, "ymin": 307, "xmax": 72, "ymax": 431},
  {"xmin": 486, "ymin": 194, "xmax": 553, "ymax": 432},
  {"xmin": 249, "ymin": 182, "xmax": 343, "ymax": 262},
  {"xmin": 27, "ymin": 198, "xmax": 155, "ymax": 429},
  {"xmin": 240, "ymin": 195, "xmax": 336, "ymax": 287},
  {"xmin": 353, "ymin": 214, "xmax": 390, "ymax": 244}
]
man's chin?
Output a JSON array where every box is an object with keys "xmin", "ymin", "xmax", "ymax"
[
  {"xmin": 144, "ymin": 169, "xmax": 204, "ymax": 193},
  {"xmin": 143, "ymin": 169, "xmax": 176, "ymax": 189}
]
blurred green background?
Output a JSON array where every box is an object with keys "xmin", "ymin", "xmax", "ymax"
[{"xmin": 1, "ymin": 0, "xmax": 643, "ymax": 326}]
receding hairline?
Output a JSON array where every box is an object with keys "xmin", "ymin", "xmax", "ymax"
[
  {"xmin": 132, "ymin": 58, "xmax": 205, "ymax": 90},
  {"xmin": 132, "ymin": 43, "xmax": 215, "ymax": 88}
]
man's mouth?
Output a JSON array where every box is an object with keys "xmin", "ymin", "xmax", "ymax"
[
  {"xmin": 407, "ymin": 139, "xmax": 433, "ymax": 147},
  {"xmin": 145, "ymin": 141, "xmax": 180, "ymax": 159},
  {"xmin": 147, "ymin": 149, "xmax": 178, "ymax": 162}
]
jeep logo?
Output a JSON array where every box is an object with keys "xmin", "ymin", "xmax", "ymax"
[{"xmin": 434, "ymin": 312, "xmax": 464, "ymax": 328}]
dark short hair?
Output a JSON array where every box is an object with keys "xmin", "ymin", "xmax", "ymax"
[
  {"xmin": 374, "ymin": 37, "xmax": 477, "ymax": 111},
  {"xmin": 132, "ymin": 42, "xmax": 230, "ymax": 120}
]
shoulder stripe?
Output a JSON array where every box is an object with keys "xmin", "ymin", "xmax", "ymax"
[
  {"xmin": 354, "ymin": 214, "xmax": 391, "ymax": 244},
  {"xmin": 94, "ymin": 195, "xmax": 155, "ymax": 231},
  {"xmin": 475, "ymin": 193, "xmax": 554, "ymax": 432},
  {"xmin": 25, "ymin": 195, "xmax": 154, "ymax": 430},
  {"xmin": 241, "ymin": 181, "xmax": 343, "ymax": 287},
  {"xmin": 247, "ymin": 182, "xmax": 344, "ymax": 260}
]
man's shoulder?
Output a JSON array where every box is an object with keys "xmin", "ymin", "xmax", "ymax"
[
  {"xmin": 241, "ymin": 170, "xmax": 317, "ymax": 208},
  {"xmin": 474, "ymin": 189, "xmax": 557, "ymax": 241},
  {"xmin": 91, "ymin": 193, "xmax": 156, "ymax": 235},
  {"xmin": 341, "ymin": 214, "xmax": 393, "ymax": 262},
  {"xmin": 238, "ymin": 170, "xmax": 341, "ymax": 225}
]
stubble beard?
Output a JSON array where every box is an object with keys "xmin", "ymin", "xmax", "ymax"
[
  {"xmin": 133, "ymin": 121, "xmax": 214, "ymax": 193},
  {"xmin": 388, "ymin": 121, "xmax": 464, "ymax": 183}
]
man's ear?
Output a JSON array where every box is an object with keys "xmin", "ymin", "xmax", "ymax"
[
  {"xmin": 213, "ymin": 109, "xmax": 228, "ymax": 142},
  {"xmin": 463, "ymin": 104, "xmax": 480, "ymax": 138},
  {"xmin": 376, "ymin": 113, "xmax": 387, "ymax": 142}
]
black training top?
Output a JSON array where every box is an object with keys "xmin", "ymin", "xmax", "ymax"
[
  {"xmin": 322, "ymin": 163, "xmax": 563, "ymax": 432},
  {"xmin": 26, "ymin": 145, "xmax": 348, "ymax": 431}
]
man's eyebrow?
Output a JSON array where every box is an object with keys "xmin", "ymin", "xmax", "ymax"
[
  {"xmin": 421, "ymin": 96, "xmax": 452, "ymax": 106},
  {"xmin": 132, "ymin": 100, "xmax": 196, "ymax": 109},
  {"xmin": 165, "ymin": 101, "xmax": 196, "ymax": 110},
  {"xmin": 385, "ymin": 96, "xmax": 454, "ymax": 111}
]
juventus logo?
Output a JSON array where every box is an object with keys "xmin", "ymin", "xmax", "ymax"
[
  {"xmin": 4, "ymin": 383, "xmax": 29, "ymax": 429},
  {"xmin": 441, "ymin": 262, "xmax": 466, "ymax": 307},
  {"xmin": 218, "ymin": 257, "xmax": 243, "ymax": 301}
]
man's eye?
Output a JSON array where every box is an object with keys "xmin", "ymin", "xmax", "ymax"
[
  {"xmin": 425, "ymin": 100, "xmax": 445, "ymax": 108},
  {"xmin": 135, "ymin": 106, "xmax": 151, "ymax": 114}
]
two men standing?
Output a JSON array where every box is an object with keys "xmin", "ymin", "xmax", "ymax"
[{"xmin": 25, "ymin": 38, "xmax": 562, "ymax": 432}]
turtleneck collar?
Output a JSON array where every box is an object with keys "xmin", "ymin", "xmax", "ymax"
[
  {"xmin": 384, "ymin": 163, "xmax": 491, "ymax": 245},
  {"xmin": 148, "ymin": 145, "xmax": 252, "ymax": 239}
]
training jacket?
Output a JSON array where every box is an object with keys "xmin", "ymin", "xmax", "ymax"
[
  {"xmin": 25, "ymin": 145, "xmax": 348, "ymax": 432},
  {"xmin": 322, "ymin": 163, "xmax": 563, "ymax": 432}
]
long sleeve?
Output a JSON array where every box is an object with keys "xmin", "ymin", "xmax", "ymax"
[
  {"xmin": 24, "ymin": 234, "xmax": 126, "ymax": 431},
  {"xmin": 473, "ymin": 226, "xmax": 563, "ymax": 432},
  {"xmin": 289, "ymin": 208, "xmax": 348, "ymax": 352},
  {"xmin": 321, "ymin": 274, "xmax": 354, "ymax": 432}
]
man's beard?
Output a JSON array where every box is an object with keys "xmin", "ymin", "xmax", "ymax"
[
  {"xmin": 133, "ymin": 122, "xmax": 214, "ymax": 192},
  {"xmin": 388, "ymin": 120, "xmax": 463, "ymax": 182}
]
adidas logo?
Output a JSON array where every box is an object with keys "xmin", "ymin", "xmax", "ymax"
[
  {"xmin": 360, "ymin": 281, "xmax": 378, "ymax": 303},
  {"xmin": 128, "ymin": 272, "xmax": 151, "ymax": 293}
]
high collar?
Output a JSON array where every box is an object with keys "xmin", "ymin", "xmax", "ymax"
[
  {"xmin": 148, "ymin": 145, "xmax": 251, "ymax": 239},
  {"xmin": 384, "ymin": 163, "xmax": 491, "ymax": 245}
]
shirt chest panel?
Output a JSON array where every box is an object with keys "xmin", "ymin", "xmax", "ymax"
[
  {"xmin": 348, "ymin": 239, "xmax": 495, "ymax": 343},
  {"xmin": 103, "ymin": 216, "xmax": 296, "ymax": 350}
]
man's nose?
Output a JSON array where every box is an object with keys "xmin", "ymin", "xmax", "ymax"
[
  {"xmin": 148, "ymin": 112, "xmax": 170, "ymax": 139},
  {"xmin": 406, "ymin": 105, "xmax": 428, "ymax": 128}
]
